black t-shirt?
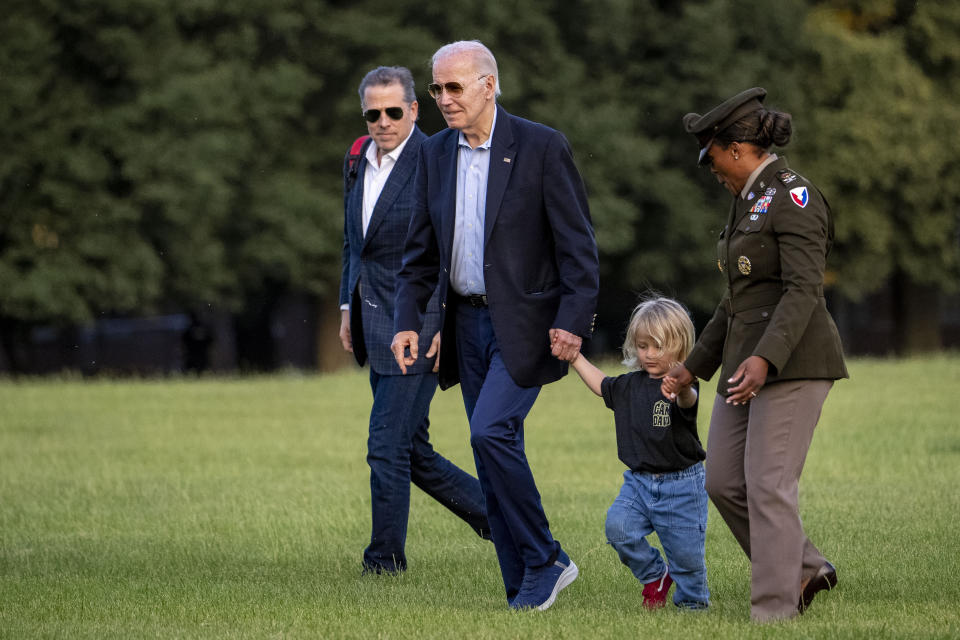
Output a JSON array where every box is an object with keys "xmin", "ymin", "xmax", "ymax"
[{"xmin": 601, "ymin": 370, "xmax": 706, "ymax": 473}]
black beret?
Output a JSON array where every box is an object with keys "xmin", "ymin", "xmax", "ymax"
[{"xmin": 683, "ymin": 87, "xmax": 767, "ymax": 165}]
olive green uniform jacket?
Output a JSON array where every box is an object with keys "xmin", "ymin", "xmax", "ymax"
[{"xmin": 685, "ymin": 156, "xmax": 848, "ymax": 396}]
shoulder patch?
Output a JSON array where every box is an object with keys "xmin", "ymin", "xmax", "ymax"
[
  {"xmin": 789, "ymin": 186, "xmax": 809, "ymax": 208},
  {"xmin": 777, "ymin": 169, "xmax": 800, "ymax": 185}
]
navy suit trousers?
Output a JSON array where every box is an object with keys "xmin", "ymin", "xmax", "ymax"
[
  {"xmin": 363, "ymin": 368, "xmax": 488, "ymax": 572},
  {"xmin": 455, "ymin": 303, "xmax": 561, "ymax": 602}
]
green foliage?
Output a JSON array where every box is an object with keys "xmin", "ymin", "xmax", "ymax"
[
  {"xmin": 1, "ymin": 0, "xmax": 958, "ymax": 337},
  {"xmin": 2, "ymin": 356, "xmax": 960, "ymax": 636},
  {"xmin": 0, "ymin": 1, "xmax": 163, "ymax": 324},
  {"xmin": 0, "ymin": 0, "xmax": 347, "ymax": 326},
  {"xmin": 797, "ymin": 2, "xmax": 960, "ymax": 298}
]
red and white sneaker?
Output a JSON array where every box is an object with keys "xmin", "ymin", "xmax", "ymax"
[{"xmin": 642, "ymin": 568, "xmax": 674, "ymax": 609}]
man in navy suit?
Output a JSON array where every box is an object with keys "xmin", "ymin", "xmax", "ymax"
[
  {"xmin": 391, "ymin": 43, "xmax": 599, "ymax": 609},
  {"xmin": 339, "ymin": 66, "xmax": 489, "ymax": 576}
]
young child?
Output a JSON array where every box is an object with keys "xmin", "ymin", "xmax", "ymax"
[{"xmin": 567, "ymin": 296, "xmax": 709, "ymax": 610}]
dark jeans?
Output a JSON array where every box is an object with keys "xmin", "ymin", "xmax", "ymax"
[
  {"xmin": 363, "ymin": 368, "xmax": 489, "ymax": 573},
  {"xmin": 455, "ymin": 304, "xmax": 559, "ymax": 603}
]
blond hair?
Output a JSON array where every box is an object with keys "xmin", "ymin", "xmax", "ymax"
[{"xmin": 621, "ymin": 295, "xmax": 696, "ymax": 370}]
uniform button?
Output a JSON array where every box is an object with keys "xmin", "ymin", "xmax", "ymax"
[{"xmin": 761, "ymin": 312, "xmax": 769, "ymax": 318}]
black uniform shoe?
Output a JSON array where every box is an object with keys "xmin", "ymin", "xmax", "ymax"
[{"xmin": 799, "ymin": 561, "xmax": 837, "ymax": 613}]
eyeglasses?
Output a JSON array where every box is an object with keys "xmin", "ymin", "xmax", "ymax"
[
  {"xmin": 427, "ymin": 75, "xmax": 489, "ymax": 99},
  {"xmin": 363, "ymin": 107, "xmax": 404, "ymax": 123}
]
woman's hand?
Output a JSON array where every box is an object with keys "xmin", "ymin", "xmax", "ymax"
[
  {"xmin": 726, "ymin": 355, "xmax": 769, "ymax": 405},
  {"xmin": 662, "ymin": 363, "xmax": 694, "ymax": 400}
]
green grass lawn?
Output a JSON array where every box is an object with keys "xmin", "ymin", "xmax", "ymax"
[{"xmin": 2, "ymin": 355, "xmax": 959, "ymax": 639}]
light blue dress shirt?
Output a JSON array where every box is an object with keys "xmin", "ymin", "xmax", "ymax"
[{"xmin": 450, "ymin": 109, "xmax": 497, "ymax": 296}]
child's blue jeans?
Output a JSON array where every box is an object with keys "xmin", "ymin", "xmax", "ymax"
[{"xmin": 605, "ymin": 463, "xmax": 710, "ymax": 608}]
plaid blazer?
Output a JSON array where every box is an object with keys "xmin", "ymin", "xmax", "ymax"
[{"xmin": 339, "ymin": 126, "xmax": 440, "ymax": 375}]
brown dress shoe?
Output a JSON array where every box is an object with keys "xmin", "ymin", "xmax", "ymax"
[{"xmin": 799, "ymin": 561, "xmax": 838, "ymax": 613}]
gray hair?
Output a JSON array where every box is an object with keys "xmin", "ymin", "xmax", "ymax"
[
  {"xmin": 358, "ymin": 66, "xmax": 417, "ymax": 108},
  {"xmin": 431, "ymin": 40, "xmax": 501, "ymax": 98}
]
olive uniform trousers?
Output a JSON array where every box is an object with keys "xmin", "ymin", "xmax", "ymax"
[{"xmin": 704, "ymin": 379, "xmax": 833, "ymax": 621}]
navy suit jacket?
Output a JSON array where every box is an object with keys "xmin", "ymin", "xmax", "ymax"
[
  {"xmin": 395, "ymin": 106, "xmax": 599, "ymax": 389},
  {"xmin": 340, "ymin": 126, "xmax": 440, "ymax": 375}
]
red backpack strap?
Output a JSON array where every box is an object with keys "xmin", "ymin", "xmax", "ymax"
[
  {"xmin": 349, "ymin": 134, "xmax": 370, "ymax": 158},
  {"xmin": 343, "ymin": 135, "xmax": 372, "ymax": 192}
]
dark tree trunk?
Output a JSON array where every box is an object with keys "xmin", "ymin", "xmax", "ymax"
[
  {"xmin": 0, "ymin": 316, "xmax": 30, "ymax": 375},
  {"xmin": 892, "ymin": 271, "xmax": 942, "ymax": 355}
]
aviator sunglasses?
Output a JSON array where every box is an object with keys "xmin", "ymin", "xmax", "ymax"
[
  {"xmin": 427, "ymin": 75, "xmax": 489, "ymax": 99},
  {"xmin": 363, "ymin": 107, "xmax": 404, "ymax": 123}
]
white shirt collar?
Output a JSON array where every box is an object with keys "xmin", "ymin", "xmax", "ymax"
[
  {"xmin": 458, "ymin": 107, "xmax": 497, "ymax": 150},
  {"xmin": 367, "ymin": 127, "xmax": 416, "ymax": 167}
]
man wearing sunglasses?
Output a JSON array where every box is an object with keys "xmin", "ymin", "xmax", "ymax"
[
  {"xmin": 391, "ymin": 42, "xmax": 599, "ymax": 610},
  {"xmin": 339, "ymin": 65, "xmax": 490, "ymax": 577}
]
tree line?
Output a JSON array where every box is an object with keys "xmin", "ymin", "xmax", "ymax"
[{"xmin": 2, "ymin": 0, "xmax": 958, "ymax": 370}]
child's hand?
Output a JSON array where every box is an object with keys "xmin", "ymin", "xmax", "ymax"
[{"xmin": 661, "ymin": 377, "xmax": 679, "ymax": 401}]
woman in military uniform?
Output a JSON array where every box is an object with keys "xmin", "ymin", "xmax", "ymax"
[{"xmin": 663, "ymin": 87, "xmax": 848, "ymax": 622}]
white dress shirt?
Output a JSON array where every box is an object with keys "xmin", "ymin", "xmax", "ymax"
[{"xmin": 362, "ymin": 129, "xmax": 415, "ymax": 236}]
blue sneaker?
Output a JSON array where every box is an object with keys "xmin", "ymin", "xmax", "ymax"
[{"xmin": 511, "ymin": 550, "xmax": 579, "ymax": 611}]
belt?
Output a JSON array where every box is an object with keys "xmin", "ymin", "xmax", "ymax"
[{"xmin": 455, "ymin": 293, "xmax": 489, "ymax": 308}]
